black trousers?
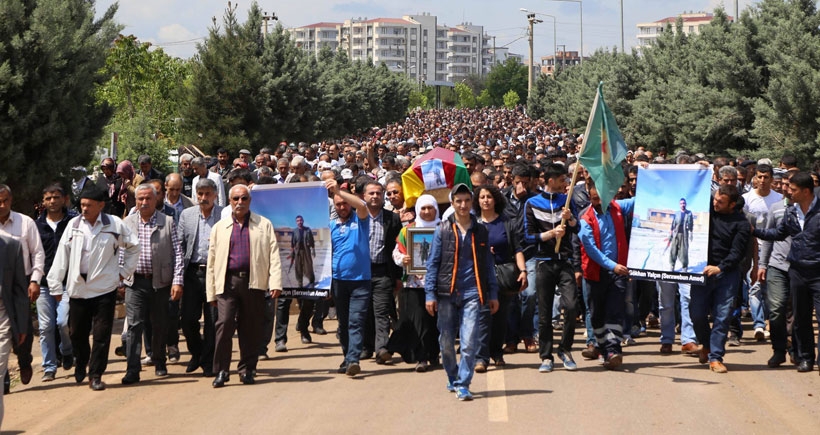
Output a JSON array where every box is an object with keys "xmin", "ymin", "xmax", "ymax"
[
  {"xmin": 181, "ymin": 265, "xmax": 216, "ymax": 371},
  {"xmin": 536, "ymin": 260, "xmax": 577, "ymax": 361},
  {"xmin": 213, "ymin": 274, "xmax": 265, "ymax": 375},
  {"xmin": 69, "ymin": 291, "xmax": 116, "ymax": 379},
  {"xmin": 363, "ymin": 275, "xmax": 395, "ymax": 353},
  {"xmin": 296, "ymin": 298, "xmax": 327, "ymax": 333},
  {"xmin": 789, "ymin": 267, "xmax": 820, "ymax": 364}
]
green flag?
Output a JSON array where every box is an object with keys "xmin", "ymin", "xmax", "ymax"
[{"xmin": 578, "ymin": 82, "xmax": 629, "ymax": 209}]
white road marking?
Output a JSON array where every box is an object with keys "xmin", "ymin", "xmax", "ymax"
[{"xmin": 486, "ymin": 368, "xmax": 509, "ymax": 422}]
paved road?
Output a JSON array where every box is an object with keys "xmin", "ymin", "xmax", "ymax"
[{"xmin": 4, "ymin": 318, "xmax": 819, "ymax": 434}]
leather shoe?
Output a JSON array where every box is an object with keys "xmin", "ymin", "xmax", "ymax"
[
  {"xmin": 710, "ymin": 361, "xmax": 728, "ymax": 373},
  {"xmin": 768, "ymin": 352, "xmax": 787, "ymax": 368},
  {"xmin": 274, "ymin": 341, "xmax": 288, "ymax": 353},
  {"xmin": 313, "ymin": 327, "xmax": 327, "ymax": 335},
  {"xmin": 301, "ymin": 333, "xmax": 312, "ymax": 344},
  {"xmin": 212, "ymin": 371, "xmax": 230, "ymax": 388},
  {"xmin": 797, "ymin": 360, "xmax": 814, "ymax": 373},
  {"xmin": 75, "ymin": 366, "xmax": 87, "ymax": 384},
  {"xmin": 581, "ymin": 344, "xmax": 600, "ymax": 360},
  {"xmin": 19, "ymin": 364, "xmax": 32, "ymax": 385},
  {"xmin": 155, "ymin": 366, "xmax": 168, "ymax": 377},
  {"xmin": 523, "ymin": 338, "xmax": 538, "ymax": 353},
  {"xmin": 659, "ymin": 343, "xmax": 673, "ymax": 354},
  {"xmin": 240, "ymin": 373, "xmax": 255, "ymax": 385},
  {"xmin": 121, "ymin": 372, "xmax": 140, "ymax": 385},
  {"xmin": 89, "ymin": 378, "xmax": 106, "ymax": 391},
  {"xmin": 681, "ymin": 342, "xmax": 699, "ymax": 355},
  {"xmin": 62, "ymin": 354, "xmax": 74, "ymax": 370},
  {"xmin": 359, "ymin": 349, "xmax": 373, "ymax": 360},
  {"xmin": 186, "ymin": 359, "xmax": 201, "ymax": 373}
]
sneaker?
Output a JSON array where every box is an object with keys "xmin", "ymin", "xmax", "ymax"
[
  {"xmin": 623, "ymin": 335, "xmax": 636, "ymax": 346},
  {"xmin": 42, "ymin": 371, "xmax": 56, "ymax": 382},
  {"xmin": 474, "ymin": 361, "xmax": 488, "ymax": 373},
  {"xmin": 274, "ymin": 341, "xmax": 288, "ymax": 353},
  {"xmin": 345, "ymin": 362, "xmax": 361, "ymax": 377},
  {"xmin": 557, "ymin": 351, "xmax": 577, "ymax": 371},
  {"xmin": 552, "ymin": 321, "xmax": 563, "ymax": 331},
  {"xmin": 538, "ymin": 359, "xmax": 554, "ymax": 373},
  {"xmin": 754, "ymin": 328, "xmax": 766, "ymax": 341},
  {"xmin": 727, "ymin": 334, "xmax": 741, "ymax": 347},
  {"xmin": 581, "ymin": 344, "xmax": 600, "ymax": 360},
  {"xmin": 446, "ymin": 382, "xmax": 456, "ymax": 393},
  {"xmin": 603, "ymin": 353, "xmax": 622, "ymax": 370},
  {"xmin": 141, "ymin": 356, "xmax": 154, "ymax": 366},
  {"xmin": 455, "ymin": 387, "xmax": 473, "ymax": 401},
  {"xmin": 415, "ymin": 361, "xmax": 428, "ymax": 373},
  {"xmin": 336, "ymin": 361, "xmax": 348, "ymax": 374}
]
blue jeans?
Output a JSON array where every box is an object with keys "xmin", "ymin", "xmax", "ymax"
[
  {"xmin": 749, "ymin": 280, "xmax": 767, "ymax": 330},
  {"xmin": 438, "ymin": 292, "xmax": 481, "ymax": 388},
  {"xmin": 582, "ymin": 279, "xmax": 595, "ymax": 345},
  {"xmin": 506, "ymin": 257, "xmax": 537, "ymax": 343},
  {"xmin": 37, "ymin": 285, "xmax": 72, "ymax": 373},
  {"xmin": 658, "ymin": 282, "xmax": 696, "ymax": 345},
  {"xmin": 690, "ymin": 270, "xmax": 739, "ymax": 362},
  {"xmin": 332, "ymin": 279, "xmax": 371, "ymax": 365}
]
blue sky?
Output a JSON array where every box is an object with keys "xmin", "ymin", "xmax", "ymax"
[
  {"xmin": 96, "ymin": 0, "xmax": 757, "ymax": 59},
  {"xmin": 633, "ymin": 165, "xmax": 713, "ymax": 221}
]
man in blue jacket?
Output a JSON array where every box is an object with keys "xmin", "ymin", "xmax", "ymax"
[
  {"xmin": 426, "ymin": 183, "xmax": 499, "ymax": 401},
  {"xmin": 754, "ymin": 172, "xmax": 820, "ymax": 374}
]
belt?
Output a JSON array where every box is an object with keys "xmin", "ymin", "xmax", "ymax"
[
  {"xmin": 134, "ymin": 273, "xmax": 153, "ymax": 280},
  {"xmin": 228, "ymin": 271, "xmax": 249, "ymax": 278},
  {"xmin": 189, "ymin": 263, "xmax": 207, "ymax": 271}
]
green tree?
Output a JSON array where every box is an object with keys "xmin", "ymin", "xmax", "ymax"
[
  {"xmin": 0, "ymin": 0, "xmax": 121, "ymax": 208},
  {"xmin": 408, "ymin": 89, "xmax": 428, "ymax": 110},
  {"xmin": 503, "ymin": 90, "xmax": 520, "ymax": 109},
  {"xmin": 477, "ymin": 89, "xmax": 493, "ymax": 107},
  {"xmin": 485, "ymin": 58, "xmax": 528, "ymax": 106},
  {"xmin": 182, "ymin": 1, "xmax": 265, "ymax": 154},
  {"xmin": 96, "ymin": 35, "xmax": 191, "ymax": 174},
  {"xmin": 455, "ymin": 82, "xmax": 476, "ymax": 108}
]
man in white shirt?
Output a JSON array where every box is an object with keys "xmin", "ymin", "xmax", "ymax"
[
  {"xmin": 0, "ymin": 184, "xmax": 44, "ymax": 387},
  {"xmin": 742, "ymin": 164, "xmax": 783, "ymax": 341},
  {"xmin": 192, "ymin": 157, "xmax": 227, "ymax": 207}
]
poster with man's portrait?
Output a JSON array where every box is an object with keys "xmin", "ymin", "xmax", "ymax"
[
  {"xmin": 421, "ymin": 159, "xmax": 447, "ymax": 190},
  {"xmin": 407, "ymin": 227, "xmax": 435, "ymax": 274},
  {"xmin": 626, "ymin": 164, "xmax": 712, "ymax": 284},
  {"xmin": 250, "ymin": 182, "xmax": 331, "ymax": 298}
]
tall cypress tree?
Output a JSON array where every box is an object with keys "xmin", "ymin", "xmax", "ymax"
[{"xmin": 0, "ymin": 0, "xmax": 120, "ymax": 210}]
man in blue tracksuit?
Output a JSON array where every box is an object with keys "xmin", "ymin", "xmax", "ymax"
[{"xmin": 523, "ymin": 163, "xmax": 579, "ymax": 373}]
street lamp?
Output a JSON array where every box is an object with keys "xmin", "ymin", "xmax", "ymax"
[
  {"xmin": 520, "ymin": 8, "xmax": 557, "ymax": 76},
  {"xmin": 544, "ymin": 0, "xmax": 583, "ymax": 64}
]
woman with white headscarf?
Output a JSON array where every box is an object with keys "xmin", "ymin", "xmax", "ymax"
[{"xmin": 383, "ymin": 194, "xmax": 441, "ymax": 372}]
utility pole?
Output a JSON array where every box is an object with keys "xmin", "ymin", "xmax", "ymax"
[
  {"xmin": 492, "ymin": 36, "xmax": 496, "ymax": 66},
  {"xmin": 735, "ymin": 0, "xmax": 739, "ymax": 23},
  {"xmin": 620, "ymin": 0, "xmax": 625, "ymax": 53},
  {"xmin": 526, "ymin": 13, "xmax": 542, "ymax": 99},
  {"xmin": 262, "ymin": 11, "xmax": 278, "ymax": 35}
]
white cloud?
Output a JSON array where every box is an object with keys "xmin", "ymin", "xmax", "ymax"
[{"xmin": 157, "ymin": 23, "xmax": 199, "ymax": 42}]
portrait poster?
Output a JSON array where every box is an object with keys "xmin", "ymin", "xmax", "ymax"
[
  {"xmin": 626, "ymin": 164, "xmax": 712, "ymax": 284},
  {"xmin": 250, "ymin": 182, "xmax": 331, "ymax": 298},
  {"xmin": 421, "ymin": 159, "xmax": 447, "ymax": 190},
  {"xmin": 407, "ymin": 227, "xmax": 435, "ymax": 274}
]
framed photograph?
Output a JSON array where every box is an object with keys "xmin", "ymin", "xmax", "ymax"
[{"xmin": 407, "ymin": 227, "xmax": 435, "ymax": 275}]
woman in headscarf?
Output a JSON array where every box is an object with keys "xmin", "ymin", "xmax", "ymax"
[
  {"xmin": 116, "ymin": 160, "xmax": 143, "ymax": 215},
  {"xmin": 383, "ymin": 194, "xmax": 441, "ymax": 372}
]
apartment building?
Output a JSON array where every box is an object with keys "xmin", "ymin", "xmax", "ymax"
[
  {"xmin": 287, "ymin": 13, "xmax": 494, "ymax": 84},
  {"xmin": 636, "ymin": 12, "xmax": 733, "ymax": 50}
]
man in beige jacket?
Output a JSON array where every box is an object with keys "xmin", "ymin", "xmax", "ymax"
[{"xmin": 207, "ymin": 184, "xmax": 281, "ymax": 387}]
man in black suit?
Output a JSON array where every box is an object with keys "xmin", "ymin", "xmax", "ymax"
[{"xmin": 0, "ymin": 235, "xmax": 32, "ymax": 427}]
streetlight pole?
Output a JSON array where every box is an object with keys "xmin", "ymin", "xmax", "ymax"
[
  {"xmin": 521, "ymin": 9, "xmax": 556, "ymax": 74},
  {"xmin": 545, "ymin": 0, "xmax": 583, "ymax": 64},
  {"xmin": 620, "ymin": 0, "xmax": 624, "ymax": 53},
  {"xmin": 523, "ymin": 13, "xmax": 542, "ymax": 98}
]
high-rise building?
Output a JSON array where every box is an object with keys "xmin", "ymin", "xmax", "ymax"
[{"xmin": 287, "ymin": 13, "xmax": 494, "ymax": 84}]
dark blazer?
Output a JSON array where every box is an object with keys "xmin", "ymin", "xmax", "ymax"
[
  {"xmin": 0, "ymin": 235, "xmax": 32, "ymax": 338},
  {"xmin": 380, "ymin": 208, "xmax": 403, "ymax": 281}
]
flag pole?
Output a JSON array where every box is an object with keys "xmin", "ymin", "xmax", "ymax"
[{"xmin": 555, "ymin": 84, "xmax": 601, "ymax": 253}]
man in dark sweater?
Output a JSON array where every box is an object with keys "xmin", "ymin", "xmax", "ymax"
[{"xmin": 690, "ymin": 184, "xmax": 750, "ymax": 373}]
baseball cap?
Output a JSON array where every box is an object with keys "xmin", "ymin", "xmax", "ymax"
[
  {"xmin": 449, "ymin": 183, "xmax": 472, "ymax": 201},
  {"xmin": 341, "ymin": 168, "xmax": 354, "ymax": 180}
]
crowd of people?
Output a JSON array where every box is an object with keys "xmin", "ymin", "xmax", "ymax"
[{"xmin": 2, "ymin": 107, "xmax": 820, "ymax": 415}]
